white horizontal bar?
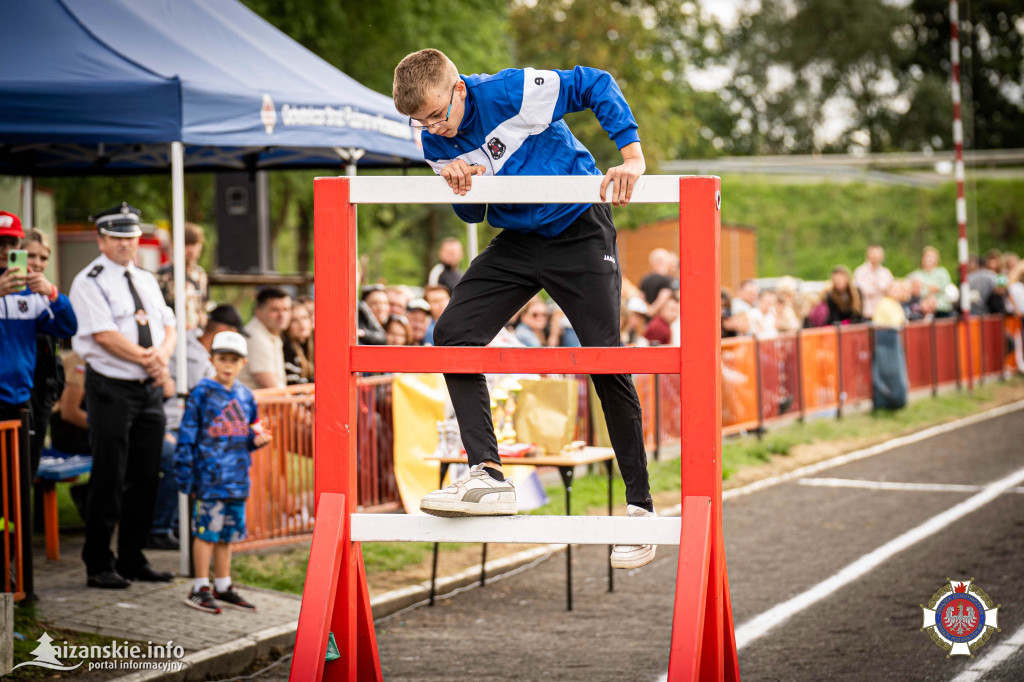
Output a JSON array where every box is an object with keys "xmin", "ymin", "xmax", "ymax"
[
  {"xmin": 351, "ymin": 513, "xmax": 682, "ymax": 545},
  {"xmin": 346, "ymin": 175, "xmax": 700, "ymax": 204}
]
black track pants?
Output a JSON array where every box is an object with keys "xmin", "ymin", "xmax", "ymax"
[{"xmin": 433, "ymin": 204, "xmax": 652, "ymax": 509}]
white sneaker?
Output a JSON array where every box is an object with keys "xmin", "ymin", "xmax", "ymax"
[
  {"xmin": 420, "ymin": 464, "xmax": 517, "ymax": 517},
  {"xmin": 610, "ymin": 504, "xmax": 657, "ymax": 569}
]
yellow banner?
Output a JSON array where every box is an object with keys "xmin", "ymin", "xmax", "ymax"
[{"xmin": 392, "ymin": 373, "xmax": 549, "ymax": 513}]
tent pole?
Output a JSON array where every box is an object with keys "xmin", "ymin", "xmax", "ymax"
[
  {"xmin": 171, "ymin": 141, "xmax": 189, "ymax": 576},
  {"xmin": 21, "ymin": 177, "xmax": 33, "ymax": 227},
  {"xmin": 467, "ymin": 223, "xmax": 478, "ymax": 261},
  {"xmin": 346, "ymin": 150, "xmax": 365, "ymax": 284}
]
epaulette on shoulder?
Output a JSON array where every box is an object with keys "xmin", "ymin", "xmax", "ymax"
[{"xmin": 87, "ymin": 265, "xmax": 104, "ymax": 278}]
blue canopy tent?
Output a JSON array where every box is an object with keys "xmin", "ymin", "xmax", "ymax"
[
  {"xmin": 0, "ymin": 0, "xmax": 425, "ymax": 572},
  {"xmin": 0, "ymin": 0, "xmax": 423, "ymax": 173}
]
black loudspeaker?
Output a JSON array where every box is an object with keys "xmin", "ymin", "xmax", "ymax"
[{"xmin": 215, "ymin": 172, "xmax": 259, "ymax": 273}]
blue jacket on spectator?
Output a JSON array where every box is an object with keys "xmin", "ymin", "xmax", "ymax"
[
  {"xmin": 0, "ymin": 276, "xmax": 77, "ymax": 404},
  {"xmin": 174, "ymin": 377, "xmax": 260, "ymax": 500}
]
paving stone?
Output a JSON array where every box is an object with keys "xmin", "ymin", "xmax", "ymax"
[{"xmin": 32, "ymin": 537, "xmax": 301, "ymax": 654}]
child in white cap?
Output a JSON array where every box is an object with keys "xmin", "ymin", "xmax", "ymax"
[{"xmin": 175, "ymin": 331, "xmax": 272, "ymax": 614}]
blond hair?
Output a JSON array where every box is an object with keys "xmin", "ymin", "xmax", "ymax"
[
  {"xmin": 393, "ymin": 49, "xmax": 459, "ymax": 115},
  {"xmin": 22, "ymin": 227, "xmax": 51, "ymax": 253}
]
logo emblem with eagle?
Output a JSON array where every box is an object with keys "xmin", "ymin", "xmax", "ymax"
[{"xmin": 921, "ymin": 578, "xmax": 1000, "ymax": 657}]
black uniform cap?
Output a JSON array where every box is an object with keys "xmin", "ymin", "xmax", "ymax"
[{"xmin": 90, "ymin": 202, "xmax": 142, "ymax": 238}]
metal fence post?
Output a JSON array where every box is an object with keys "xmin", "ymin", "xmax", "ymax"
[{"xmin": 835, "ymin": 323, "xmax": 845, "ymax": 420}]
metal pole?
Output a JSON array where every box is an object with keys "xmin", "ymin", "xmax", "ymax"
[
  {"xmin": 467, "ymin": 223, "xmax": 478, "ymax": 260},
  {"xmin": 951, "ymin": 0, "xmax": 973, "ymax": 390},
  {"xmin": 256, "ymin": 170, "xmax": 271, "ymax": 273},
  {"xmin": 170, "ymin": 141, "xmax": 189, "ymax": 576},
  {"xmin": 21, "ymin": 177, "xmax": 33, "ymax": 227},
  {"xmin": 835, "ymin": 324, "xmax": 844, "ymax": 420}
]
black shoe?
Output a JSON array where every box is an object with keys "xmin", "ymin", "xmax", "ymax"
[
  {"xmin": 147, "ymin": 533, "xmax": 180, "ymax": 551},
  {"xmin": 214, "ymin": 584, "xmax": 256, "ymax": 611},
  {"xmin": 184, "ymin": 586, "xmax": 221, "ymax": 614},
  {"xmin": 120, "ymin": 564, "xmax": 174, "ymax": 582},
  {"xmin": 87, "ymin": 570, "xmax": 130, "ymax": 589}
]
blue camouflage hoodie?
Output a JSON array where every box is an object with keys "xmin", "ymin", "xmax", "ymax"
[
  {"xmin": 0, "ymin": 273, "xmax": 77, "ymax": 405},
  {"xmin": 174, "ymin": 377, "xmax": 260, "ymax": 500},
  {"xmin": 421, "ymin": 66, "xmax": 640, "ymax": 237}
]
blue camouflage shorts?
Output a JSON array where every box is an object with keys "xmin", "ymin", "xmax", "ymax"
[{"xmin": 192, "ymin": 499, "xmax": 248, "ymax": 543}]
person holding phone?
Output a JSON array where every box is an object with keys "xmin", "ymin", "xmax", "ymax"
[{"xmin": 1, "ymin": 210, "xmax": 78, "ymax": 603}]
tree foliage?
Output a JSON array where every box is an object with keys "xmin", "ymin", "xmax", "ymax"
[
  {"xmin": 718, "ymin": 0, "xmax": 1023, "ymax": 153},
  {"xmin": 510, "ymin": 0, "xmax": 724, "ymax": 166}
]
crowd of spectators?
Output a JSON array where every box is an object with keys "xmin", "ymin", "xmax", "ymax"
[
  {"xmin": 354, "ymin": 239, "xmax": 1024, "ymax": 353},
  {"xmin": 712, "ymin": 244, "xmax": 1024, "ymax": 341}
]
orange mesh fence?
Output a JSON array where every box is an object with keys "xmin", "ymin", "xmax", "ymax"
[
  {"xmin": 241, "ymin": 386, "xmax": 316, "ymax": 549},
  {"xmin": 757, "ymin": 333, "xmax": 802, "ymax": 421},
  {"xmin": 636, "ymin": 373, "xmax": 658, "ymax": 451},
  {"xmin": 722, "ymin": 336, "xmax": 759, "ymax": 433},
  {"xmin": 658, "ymin": 373, "xmax": 682, "ymax": 445},
  {"xmin": 934, "ymin": 319, "xmax": 959, "ymax": 385},
  {"xmin": 1006, "ymin": 315, "xmax": 1022, "ymax": 373},
  {"xmin": 839, "ymin": 324, "xmax": 873, "ymax": 405},
  {"xmin": 981, "ymin": 315, "xmax": 1006, "ymax": 376},
  {"xmin": 903, "ymin": 321, "xmax": 935, "ymax": 390},
  {"xmin": 0, "ymin": 420, "xmax": 25, "ymax": 600},
  {"xmin": 800, "ymin": 327, "xmax": 839, "ymax": 414},
  {"xmin": 957, "ymin": 318, "xmax": 982, "ymax": 382}
]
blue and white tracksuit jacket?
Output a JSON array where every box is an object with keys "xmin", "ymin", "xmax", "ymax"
[
  {"xmin": 174, "ymin": 377, "xmax": 260, "ymax": 500},
  {"xmin": 0, "ymin": 271, "xmax": 78, "ymax": 405},
  {"xmin": 422, "ymin": 66, "xmax": 640, "ymax": 237}
]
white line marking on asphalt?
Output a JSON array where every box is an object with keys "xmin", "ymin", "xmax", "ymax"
[
  {"xmin": 950, "ymin": 620, "xmax": 1024, "ymax": 682},
  {"xmin": 723, "ymin": 399, "xmax": 1024, "ymax": 502},
  {"xmin": 735, "ymin": 464, "xmax": 1024, "ymax": 650},
  {"xmin": 661, "ymin": 399, "xmax": 1024, "ymax": 518},
  {"xmin": 797, "ymin": 478, "xmax": 1024, "ymax": 494}
]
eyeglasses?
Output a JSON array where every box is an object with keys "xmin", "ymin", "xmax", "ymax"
[{"xmin": 409, "ymin": 84, "xmax": 457, "ymax": 130}]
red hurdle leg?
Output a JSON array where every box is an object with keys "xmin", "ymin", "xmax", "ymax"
[{"xmin": 669, "ymin": 176, "xmax": 738, "ymax": 680}]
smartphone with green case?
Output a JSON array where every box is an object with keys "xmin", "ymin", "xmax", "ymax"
[{"xmin": 7, "ymin": 249, "xmax": 28, "ymax": 291}]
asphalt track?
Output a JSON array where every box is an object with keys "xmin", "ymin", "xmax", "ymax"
[{"xmin": 370, "ymin": 408, "xmax": 1024, "ymax": 681}]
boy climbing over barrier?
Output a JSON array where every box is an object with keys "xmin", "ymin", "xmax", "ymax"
[
  {"xmin": 392, "ymin": 49, "xmax": 656, "ymax": 569},
  {"xmin": 175, "ymin": 331, "xmax": 272, "ymax": 613}
]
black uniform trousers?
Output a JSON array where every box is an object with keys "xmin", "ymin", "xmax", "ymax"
[
  {"xmin": 434, "ymin": 204, "xmax": 653, "ymax": 510},
  {"xmin": 82, "ymin": 367, "xmax": 165, "ymax": 576}
]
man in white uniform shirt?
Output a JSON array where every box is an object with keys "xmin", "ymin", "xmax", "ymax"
[
  {"xmin": 239, "ymin": 286, "xmax": 290, "ymax": 389},
  {"xmin": 853, "ymin": 245, "xmax": 894, "ymax": 320},
  {"xmin": 69, "ymin": 203, "xmax": 177, "ymax": 589}
]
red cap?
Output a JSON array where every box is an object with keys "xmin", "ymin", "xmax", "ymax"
[{"xmin": 0, "ymin": 211, "xmax": 24, "ymax": 239}]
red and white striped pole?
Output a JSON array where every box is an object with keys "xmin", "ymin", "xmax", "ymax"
[{"xmin": 951, "ymin": 0, "xmax": 973, "ymax": 388}]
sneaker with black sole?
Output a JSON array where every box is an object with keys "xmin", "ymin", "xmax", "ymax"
[
  {"xmin": 214, "ymin": 584, "xmax": 256, "ymax": 611},
  {"xmin": 420, "ymin": 464, "xmax": 517, "ymax": 517},
  {"xmin": 610, "ymin": 504, "xmax": 658, "ymax": 569},
  {"xmin": 185, "ymin": 586, "xmax": 221, "ymax": 614}
]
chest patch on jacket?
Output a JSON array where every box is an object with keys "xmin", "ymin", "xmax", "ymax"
[
  {"xmin": 207, "ymin": 398, "xmax": 249, "ymax": 437},
  {"xmin": 487, "ymin": 137, "xmax": 506, "ymax": 160}
]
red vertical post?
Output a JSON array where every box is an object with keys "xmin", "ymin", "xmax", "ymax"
[
  {"xmin": 669, "ymin": 176, "xmax": 736, "ymax": 680},
  {"xmin": 312, "ymin": 177, "xmax": 373, "ymax": 681}
]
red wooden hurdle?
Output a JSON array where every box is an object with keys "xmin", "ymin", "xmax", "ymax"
[{"xmin": 291, "ymin": 175, "xmax": 739, "ymax": 681}]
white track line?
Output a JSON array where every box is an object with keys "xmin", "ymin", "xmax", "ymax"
[
  {"xmin": 659, "ymin": 399, "xmax": 1024, "ymax": 518},
  {"xmin": 735, "ymin": 464, "xmax": 1024, "ymax": 650},
  {"xmin": 723, "ymin": 399, "xmax": 1024, "ymax": 502},
  {"xmin": 951, "ymin": 620, "xmax": 1024, "ymax": 682},
  {"xmin": 797, "ymin": 478, "xmax": 1024, "ymax": 494}
]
